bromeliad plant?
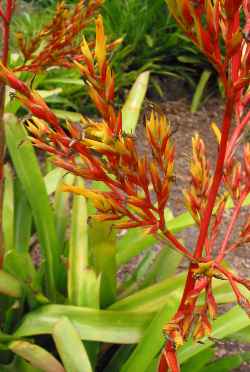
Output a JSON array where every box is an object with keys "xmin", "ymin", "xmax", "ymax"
[{"xmin": 0, "ymin": 1, "xmax": 250, "ymax": 372}]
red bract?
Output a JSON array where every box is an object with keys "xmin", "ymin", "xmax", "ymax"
[{"xmin": 0, "ymin": 2, "xmax": 249, "ymax": 372}]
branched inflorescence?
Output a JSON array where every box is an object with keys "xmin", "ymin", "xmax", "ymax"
[
  {"xmin": 0, "ymin": 1, "xmax": 249, "ymax": 372},
  {"xmin": 14, "ymin": 0, "xmax": 104, "ymax": 72}
]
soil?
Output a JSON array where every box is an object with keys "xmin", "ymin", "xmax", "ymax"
[{"xmin": 134, "ymin": 93, "xmax": 250, "ymax": 371}]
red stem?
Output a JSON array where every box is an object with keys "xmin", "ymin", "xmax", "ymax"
[
  {"xmin": 216, "ymin": 188, "xmax": 249, "ymax": 263},
  {"xmin": 176, "ymin": 96, "xmax": 234, "ymax": 311},
  {"xmin": 194, "ymin": 97, "xmax": 234, "ymax": 258},
  {"xmin": 226, "ymin": 110, "xmax": 250, "ymax": 161},
  {"xmin": 164, "ymin": 230, "xmax": 195, "ymax": 261}
]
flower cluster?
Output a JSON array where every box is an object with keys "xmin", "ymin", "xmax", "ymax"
[
  {"xmin": 14, "ymin": 0, "xmax": 103, "ymax": 72},
  {"xmin": 183, "ymin": 134, "xmax": 212, "ymax": 224}
]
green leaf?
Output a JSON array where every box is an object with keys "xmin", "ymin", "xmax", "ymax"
[
  {"xmin": 191, "ymin": 69, "xmax": 212, "ymax": 113},
  {"xmin": 122, "ymin": 71, "xmax": 150, "ymax": 133},
  {"xmin": 36, "ymin": 89, "xmax": 62, "ymax": 99},
  {"xmin": 44, "ymin": 168, "xmax": 66, "ymax": 195},
  {"xmin": 103, "ymin": 346, "xmax": 135, "ymax": 372},
  {"xmin": 121, "ymin": 300, "xmax": 178, "ymax": 372},
  {"xmin": 3, "ymin": 165, "xmax": 14, "ymax": 253},
  {"xmin": 4, "ymin": 251, "xmax": 41, "ymax": 298},
  {"xmin": 52, "ymin": 110, "xmax": 82, "ymax": 122},
  {"xmin": 89, "ymin": 221, "xmax": 116, "ymax": 308},
  {"xmin": 203, "ymin": 352, "xmax": 250, "ymax": 372},
  {"xmin": 5, "ymin": 113, "xmax": 61, "ymax": 299},
  {"xmin": 45, "ymin": 78, "xmax": 84, "ymax": 86},
  {"xmin": 227, "ymin": 326, "xmax": 250, "ymax": 343},
  {"xmin": 117, "ymin": 229, "xmax": 155, "ymax": 267},
  {"xmin": 68, "ymin": 177, "xmax": 89, "ymax": 307},
  {"xmin": 177, "ymin": 56, "xmax": 203, "ymax": 64},
  {"xmin": 167, "ymin": 212, "xmax": 194, "ymax": 233},
  {"xmin": 13, "ymin": 179, "xmax": 32, "ymax": 253},
  {"xmin": 0, "ymin": 356, "xmax": 42, "ymax": 372},
  {"xmin": 76, "ymin": 269, "xmax": 100, "ymax": 309},
  {"xmin": 140, "ymin": 246, "xmax": 182, "ymax": 286},
  {"xmin": 0, "ymin": 270, "xmax": 22, "ymax": 298},
  {"xmin": 53, "ymin": 317, "xmax": 92, "ymax": 372},
  {"xmin": 14, "ymin": 304, "xmax": 153, "ymax": 344},
  {"xmin": 9, "ymin": 341, "xmax": 64, "ymax": 372},
  {"xmin": 110, "ymin": 273, "xmax": 185, "ymax": 312},
  {"xmin": 54, "ymin": 173, "xmax": 74, "ymax": 244},
  {"xmin": 117, "ymin": 218, "xmax": 184, "ymax": 268},
  {"xmin": 118, "ymin": 248, "xmax": 161, "ymax": 297},
  {"xmin": 181, "ymin": 348, "xmax": 214, "ymax": 372},
  {"xmin": 111, "ymin": 273, "xmax": 240, "ymax": 313}
]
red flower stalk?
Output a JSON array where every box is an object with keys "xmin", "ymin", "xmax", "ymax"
[{"xmin": 0, "ymin": 2, "xmax": 249, "ymax": 371}]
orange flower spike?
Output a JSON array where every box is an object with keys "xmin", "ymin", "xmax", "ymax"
[
  {"xmin": 224, "ymin": 0, "xmax": 242, "ymax": 19},
  {"xmin": 159, "ymin": 340, "xmax": 181, "ymax": 372},
  {"xmin": 227, "ymin": 30, "xmax": 243, "ymax": 58},
  {"xmin": 230, "ymin": 162, "xmax": 242, "ymax": 199},
  {"xmin": 62, "ymin": 184, "xmax": 112, "ymax": 212},
  {"xmin": 150, "ymin": 161, "xmax": 162, "ymax": 194},
  {"xmin": 193, "ymin": 313, "xmax": 212, "ymax": 341},
  {"xmin": 94, "ymin": 213, "xmax": 120, "ymax": 222},
  {"xmin": 146, "ymin": 112, "xmax": 159, "ymax": 150},
  {"xmin": 86, "ymin": 121, "xmax": 113, "ymax": 144},
  {"xmin": 127, "ymin": 195, "xmax": 149, "ymax": 210},
  {"xmin": 31, "ymin": 139, "xmax": 58, "ymax": 154},
  {"xmin": 88, "ymin": 86, "xmax": 107, "ymax": 116},
  {"xmin": 105, "ymin": 66, "xmax": 115, "ymax": 102},
  {"xmin": 182, "ymin": 313, "xmax": 194, "ymax": 337},
  {"xmin": 158, "ymin": 353, "xmax": 169, "ymax": 372},
  {"xmin": 206, "ymin": 284, "xmax": 217, "ymax": 320},
  {"xmin": 0, "ymin": 63, "xmax": 32, "ymax": 98},
  {"xmin": 165, "ymin": 151, "xmax": 175, "ymax": 178},
  {"xmin": 95, "ymin": 15, "xmax": 107, "ymax": 79},
  {"xmin": 205, "ymin": 1, "xmax": 217, "ymax": 37},
  {"xmin": 17, "ymin": 94, "xmax": 62, "ymax": 132},
  {"xmin": 115, "ymin": 111, "xmax": 122, "ymax": 135},
  {"xmin": 114, "ymin": 139, "xmax": 130, "ymax": 156},
  {"xmin": 83, "ymin": 138, "xmax": 116, "ymax": 154},
  {"xmin": 26, "ymin": 118, "xmax": 50, "ymax": 138},
  {"xmin": 80, "ymin": 36, "xmax": 94, "ymax": 74},
  {"xmin": 74, "ymin": 59, "xmax": 91, "ymax": 77},
  {"xmin": 200, "ymin": 28, "xmax": 213, "ymax": 55},
  {"xmin": 138, "ymin": 157, "xmax": 149, "ymax": 189},
  {"xmin": 180, "ymin": 0, "xmax": 193, "ymax": 25},
  {"xmin": 124, "ymin": 136, "xmax": 137, "ymax": 159}
]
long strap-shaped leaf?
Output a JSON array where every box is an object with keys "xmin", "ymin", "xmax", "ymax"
[
  {"xmin": 53, "ymin": 317, "xmax": 92, "ymax": 372},
  {"xmin": 5, "ymin": 113, "xmax": 61, "ymax": 300},
  {"xmin": 9, "ymin": 340, "xmax": 65, "ymax": 372},
  {"xmin": 68, "ymin": 177, "xmax": 89, "ymax": 306},
  {"xmin": 110, "ymin": 272, "xmax": 249, "ymax": 313},
  {"xmin": 121, "ymin": 300, "xmax": 178, "ymax": 372},
  {"xmin": 14, "ymin": 304, "xmax": 153, "ymax": 344},
  {"xmin": 122, "ymin": 71, "xmax": 150, "ymax": 134},
  {"xmin": 0, "ymin": 270, "xmax": 22, "ymax": 298},
  {"xmin": 3, "ymin": 164, "xmax": 14, "ymax": 253}
]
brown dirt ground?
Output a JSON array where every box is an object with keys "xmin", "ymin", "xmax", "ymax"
[{"xmin": 134, "ymin": 95, "xmax": 250, "ymax": 371}]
